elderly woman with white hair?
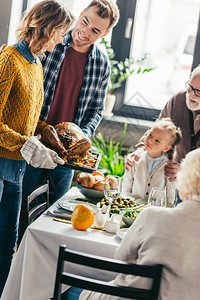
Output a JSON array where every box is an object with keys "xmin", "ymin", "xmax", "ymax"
[{"xmin": 80, "ymin": 148, "xmax": 200, "ymax": 300}]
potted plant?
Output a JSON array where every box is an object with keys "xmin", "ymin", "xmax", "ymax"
[
  {"xmin": 92, "ymin": 123, "xmax": 127, "ymax": 177},
  {"xmin": 100, "ymin": 38, "xmax": 154, "ymax": 117}
]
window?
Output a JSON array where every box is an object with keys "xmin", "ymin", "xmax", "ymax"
[{"xmin": 112, "ymin": 0, "xmax": 200, "ymax": 120}]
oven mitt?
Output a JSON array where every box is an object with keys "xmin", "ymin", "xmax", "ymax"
[{"xmin": 20, "ymin": 136, "xmax": 65, "ymax": 169}]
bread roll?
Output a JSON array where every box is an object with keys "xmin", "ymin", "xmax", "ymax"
[
  {"xmin": 81, "ymin": 173, "xmax": 95, "ymax": 188},
  {"xmin": 76, "ymin": 172, "xmax": 87, "ymax": 183},
  {"xmin": 92, "ymin": 171, "xmax": 104, "ymax": 177},
  {"xmin": 93, "ymin": 180, "xmax": 105, "ymax": 191},
  {"xmin": 93, "ymin": 174, "xmax": 104, "ymax": 182}
]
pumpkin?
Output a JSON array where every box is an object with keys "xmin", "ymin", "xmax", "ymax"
[{"xmin": 71, "ymin": 203, "xmax": 95, "ymax": 231}]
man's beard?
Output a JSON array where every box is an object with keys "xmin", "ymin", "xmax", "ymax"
[{"xmin": 186, "ymin": 93, "xmax": 200, "ymax": 111}]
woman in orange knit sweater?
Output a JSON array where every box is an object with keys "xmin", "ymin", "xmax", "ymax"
[{"xmin": 0, "ymin": 1, "xmax": 74, "ymax": 295}]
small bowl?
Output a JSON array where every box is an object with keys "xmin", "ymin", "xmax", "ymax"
[
  {"xmin": 122, "ymin": 215, "xmax": 135, "ymax": 227},
  {"xmin": 76, "ymin": 182, "xmax": 104, "ymax": 202}
]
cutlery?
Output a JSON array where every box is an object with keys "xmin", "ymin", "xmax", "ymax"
[{"xmin": 53, "ymin": 217, "xmax": 71, "ymax": 224}]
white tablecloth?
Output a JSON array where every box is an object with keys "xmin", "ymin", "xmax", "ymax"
[{"xmin": 1, "ymin": 188, "xmax": 121, "ymax": 300}]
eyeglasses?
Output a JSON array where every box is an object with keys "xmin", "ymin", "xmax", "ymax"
[{"xmin": 185, "ymin": 81, "xmax": 200, "ymax": 97}]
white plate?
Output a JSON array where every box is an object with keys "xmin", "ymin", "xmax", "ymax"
[
  {"xmin": 135, "ymin": 198, "xmax": 148, "ymax": 205},
  {"xmin": 116, "ymin": 228, "xmax": 129, "ymax": 240},
  {"xmin": 58, "ymin": 200, "xmax": 97, "ymax": 213}
]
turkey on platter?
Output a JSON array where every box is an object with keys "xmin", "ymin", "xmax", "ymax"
[{"xmin": 40, "ymin": 122, "xmax": 91, "ymax": 163}]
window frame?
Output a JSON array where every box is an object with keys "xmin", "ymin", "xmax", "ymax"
[{"xmin": 111, "ymin": 0, "xmax": 200, "ymax": 121}]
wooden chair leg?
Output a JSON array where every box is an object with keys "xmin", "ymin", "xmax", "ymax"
[{"xmin": 17, "ymin": 196, "xmax": 28, "ymax": 249}]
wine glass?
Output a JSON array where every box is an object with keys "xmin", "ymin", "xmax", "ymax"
[
  {"xmin": 166, "ymin": 187, "xmax": 177, "ymax": 207},
  {"xmin": 148, "ymin": 187, "xmax": 167, "ymax": 207},
  {"xmin": 104, "ymin": 175, "xmax": 122, "ymax": 208}
]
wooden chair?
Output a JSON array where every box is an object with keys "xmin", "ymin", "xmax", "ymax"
[
  {"xmin": 17, "ymin": 181, "xmax": 49, "ymax": 246},
  {"xmin": 27, "ymin": 180, "xmax": 50, "ymax": 224},
  {"xmin": 53, "ymin": 244, "xmax": 163, "ymax": 300}
]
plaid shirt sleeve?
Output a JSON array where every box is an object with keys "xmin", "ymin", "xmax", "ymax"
[{"xmin": 75, "ymin": 46, "xmax": 110, "ymax": 138}]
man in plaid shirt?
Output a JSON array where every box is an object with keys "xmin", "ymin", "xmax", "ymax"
[{"xmin": 22, "ymin": 0, "xmax": 120, "ymax": 209}]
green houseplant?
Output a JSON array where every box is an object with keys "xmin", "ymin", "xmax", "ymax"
[{"xmin": 92, "ymin": 123, "xmax": 127, "ymax": 177}]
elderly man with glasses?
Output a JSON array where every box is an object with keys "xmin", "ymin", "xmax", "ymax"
[{"xmin": 125, "ymin": 65, "xmax": 200, "ymax": 193}]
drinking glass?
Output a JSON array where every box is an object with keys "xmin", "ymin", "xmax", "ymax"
[
  {"xmin": 104, "ymin": 175, "xmax": 122, "ymax": 207},
  {"xmin": 148, "ymin": 187, "xmax": 167, "ymax": 207},
  {"xmin": 166, "ymin": 187, "xmax": 177, "ymax": 207}
]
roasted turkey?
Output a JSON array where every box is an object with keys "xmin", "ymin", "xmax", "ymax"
[{"xmin": 40, "ymin": 122, "xmax": 91, "ymax": 162}]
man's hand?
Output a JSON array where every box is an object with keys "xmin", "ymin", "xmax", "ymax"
[
  {"xmin": 164, "ymin": 160, "xmax": 180, "ymax": 181},
  {"xmin": 0, "ymin": 44, "xmax": 6, "ymax": 53},
  {"xmin": 125, "ymin": 152, "xmax": 140, "ymax": 172}
]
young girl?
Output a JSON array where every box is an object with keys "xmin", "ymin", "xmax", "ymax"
[
  {"xmin": 0, "ymin": 1, "xmax": 74, "ymax": 294},
  {"xmin": 122, "ymin": 118, "xmax": 182, "ymax": 200}
]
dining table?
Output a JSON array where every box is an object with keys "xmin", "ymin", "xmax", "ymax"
[{"xmin": 1, "ymin": 187, "xmax": 123, "ymax": 300}]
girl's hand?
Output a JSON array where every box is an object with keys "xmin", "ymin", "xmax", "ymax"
[
  {"xmin": 164, "ymin": 160, "xmax": 180, "ymax": 181},
  {"xmin": 125, "ymin": 152, "xmax": 140, "ymax": 172}
]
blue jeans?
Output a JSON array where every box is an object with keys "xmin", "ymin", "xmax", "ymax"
[
  {"xmin": 61, "ymin": 287, "xmax": 83, "ymax": 299},
  {"xmin": 22, "ymin": 164, "xmax": 74, "ymax": 205},
  {"xmin": 0, "ymin": 157, "xmax": 26, "ymax": 296}
]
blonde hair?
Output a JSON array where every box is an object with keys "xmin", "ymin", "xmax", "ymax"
[
  {"xmin": 16, "ymin": 0, "xmax": 74, "ymax": 55},
  {"xmin": 177, "ymin": 149, "xmax": 200, "ymax": 201},
  {"xmin": 152, "ymin": 118, "xmax": 182, "ymax": 160},
  {"xmin": 85, "ymin": 0, "xmax": 120, "ymax": 29}
]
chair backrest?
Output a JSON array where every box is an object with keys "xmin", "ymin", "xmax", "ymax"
[
  {"xmin": 53, "ymin": 244, "xmax": 163, "ymax": 300},
  {"xmin": 28, "ymin": 180, "xmax": 49, "ymax": 224}
]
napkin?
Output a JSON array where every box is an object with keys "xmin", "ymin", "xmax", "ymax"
[{"xmin": 46, "ymin": 206, "xmax": 72, "ymax": 220}]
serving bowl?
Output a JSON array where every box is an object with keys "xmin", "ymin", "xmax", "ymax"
[
  {"xmin": 122, "ymin": 215, "xmax": 135, "ymax": 227},
  {"xmin": 76, "ymin": 182, "xmax": 104, "ymax": 202}
]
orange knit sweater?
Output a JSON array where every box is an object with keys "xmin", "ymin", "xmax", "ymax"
[{"xmin": 0, "ymin": 46, "xmax": 46, "ymax": 160}]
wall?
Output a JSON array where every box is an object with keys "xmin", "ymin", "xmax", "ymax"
[
  {"xmin": 0, "ymin": 0, "xmax": 12, "ymax": 44},
  {"xmin": 96, "ymin": 117, "xmax": 152, "ymax": 154}
]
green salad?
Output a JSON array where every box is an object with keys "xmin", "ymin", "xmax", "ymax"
[
  {"xmin": 123, "ymin": 204, "xmax": 148, "ymax": 219},
  {"xmin": 123, "ymin": 210, "xmax": 139, "ymax": 219}
]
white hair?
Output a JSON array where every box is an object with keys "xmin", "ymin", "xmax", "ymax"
[
  {"xmin": 190, "ymin": 65, "xmax": 200, "ymax": 78},
  {"xmin": 177, "ymin": 149, "xmax": 200, "ymax": 201}
]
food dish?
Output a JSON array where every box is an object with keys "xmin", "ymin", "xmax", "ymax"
[
  {"xmin": 99, "ymin": 197, "xmax": 138, "ymax": 215},
  {"xmin": 76, "ymin": 182, "xmax": 104, "ymax": 202},
  {"xmin": 122, "ymin": 203, "xmax": 149, "ymax": 226},
  {"xmin": 135, "ymin": 198, "xmax": 148, "ymax": 205},
  {"xmin": 58, "ymin": 199, "xmax": 97, "ymax": 213},
  {"xmin": 116, "ymin": 228, "xmax": 129, "ymax": 239},
  {"xmin": 122, "ymin": 215, "xmax": 135, "ymax": 226},
  {"xmin": 63, "ymin": 152, "xmax": 102, "ymax": 173}
]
